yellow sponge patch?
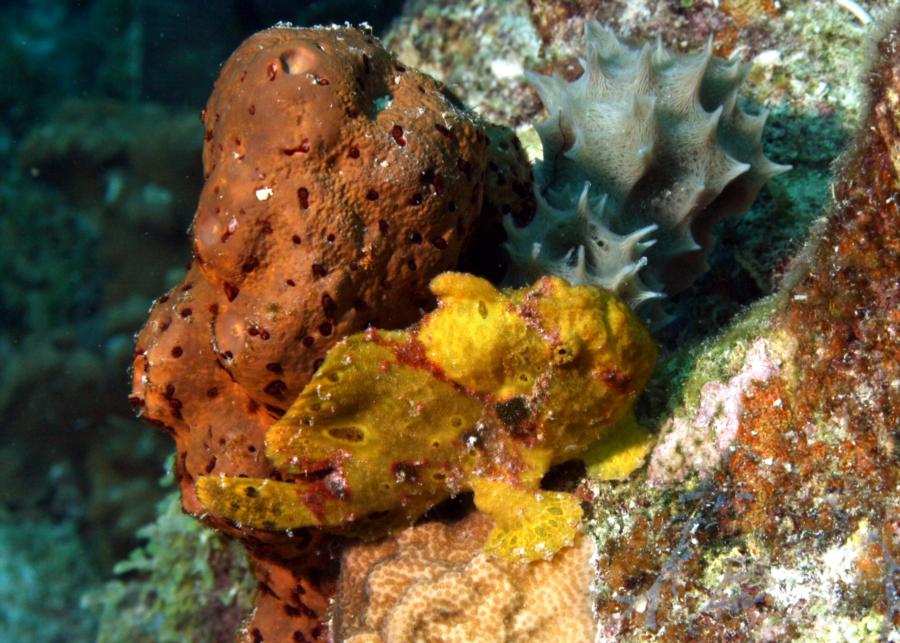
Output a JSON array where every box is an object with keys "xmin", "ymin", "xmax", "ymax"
[
  {"xmin": 582, "ymin": 412, "xmax": 653, "ymax": 481},
  {"xmin": 471, "ymin": 477, "xmax": 583, "ymax": 562}
]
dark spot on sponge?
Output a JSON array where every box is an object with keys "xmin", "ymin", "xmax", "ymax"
[{"xmin": 496, "ymin": 397, "xmax": 530, "ymax": 426}]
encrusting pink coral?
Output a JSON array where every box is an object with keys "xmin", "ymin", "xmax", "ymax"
[
  {"xmin": 128, "ymin": 23, "xmax": 531, "ymax": 640},
  {"xmin": 647, "ymin": 336, "xmax": 782, "ymax": 486}
]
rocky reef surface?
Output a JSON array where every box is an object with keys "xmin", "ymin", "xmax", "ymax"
[
  {"xmin": 3, "ymin": 1, "xmax": 897, "ymax": 641},
  {"xmin": 323, "ymin": 10, "xmax": 899, "ymax": 638},
  {"xmin": 386, "ymin": 0, "xmax": 898, "ymax": 342}
]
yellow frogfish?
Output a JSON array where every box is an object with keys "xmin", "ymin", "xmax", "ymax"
[{"xmin": 198, "ymin": 273, "xmax": 657, "ymax": 561}]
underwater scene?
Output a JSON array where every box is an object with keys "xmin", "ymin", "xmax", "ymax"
[{"xmin": 1, "ymin": 0, "xmax": 898, "ymax": 641}]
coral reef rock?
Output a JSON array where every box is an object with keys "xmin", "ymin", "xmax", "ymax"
[
  {"xmin": 504, "ymin": 23, "xmax": 789, "ymax": 311},
  {"xmin": 198, "ymin": 272, "xmax": 657, "ymax": 562},
  {"xmin": 647, "ymin": 334, "xmax": 785, "ymax": 485},
  {"xmin": 586, "ymin": 12, "xmax": 899, "ymax": 638},
  {"xmin": 333, "ymin": 512, "xmax": 598, "ymax": 643}
]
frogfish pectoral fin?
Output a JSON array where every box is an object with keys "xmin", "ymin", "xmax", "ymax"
[
  {"xmin": 196, "ymin": 476, "xmax": 331, "ymax": 531},
  {"xmin": 470, "ymin": 476, "xmax": 583, "ymax": 562}
]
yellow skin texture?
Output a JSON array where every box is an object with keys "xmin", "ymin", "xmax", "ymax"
[{"xmin": 197, "ymin": 273, "xmax": 657, "ymax": 561}]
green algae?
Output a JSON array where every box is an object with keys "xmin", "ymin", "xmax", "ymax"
[
  {"xmin": 641, "ymin": 294, "xmax": 779, "ymax": 427},
  {"xmin": 84, "ymin": 467, "xmax": 254, "ymax": 643}
]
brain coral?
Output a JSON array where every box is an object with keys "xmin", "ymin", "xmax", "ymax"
[
  {"xmin": 129, "ymin": 23, "xmax": 505, "ymax": 639},
  {"xmin": 504, "ymin": 22, "xmax": 789, "ymax": 310},
  {"xmin": 333, "ymin": 511, "xmax": 598, "ymax": 643}
]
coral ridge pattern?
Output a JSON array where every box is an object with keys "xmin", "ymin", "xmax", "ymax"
[{"xmin": 333, "ymin": 512, "xmax": 599, "ymax": 642}]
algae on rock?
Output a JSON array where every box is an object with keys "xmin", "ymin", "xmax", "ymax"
[{"xmin": 85, "ymin": 472, "xmax": 255, "ymax": 643}]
